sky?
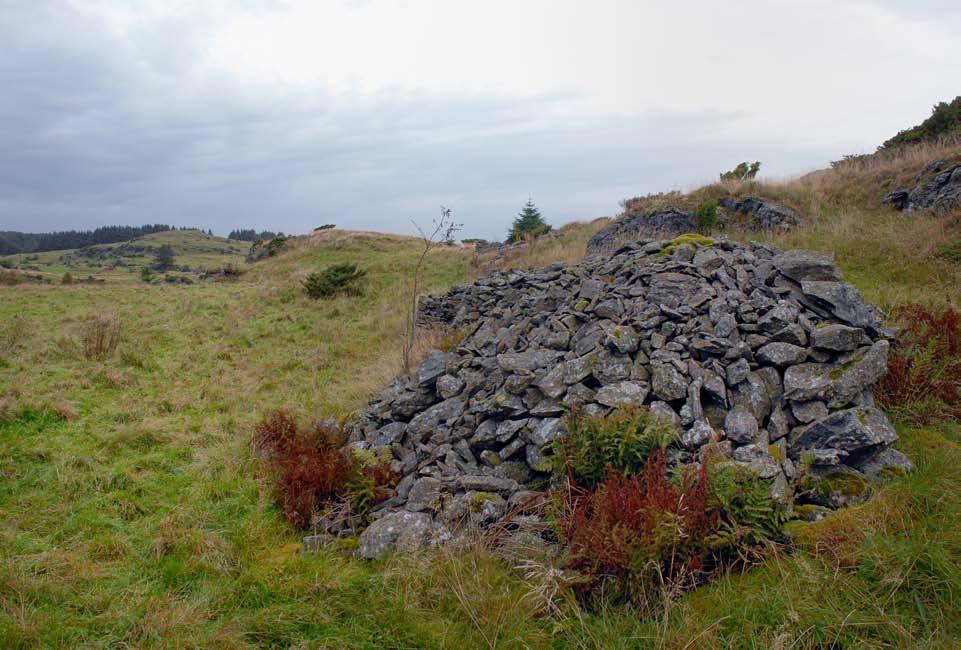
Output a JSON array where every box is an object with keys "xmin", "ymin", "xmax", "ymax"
[{"xmin": 1, "ymin": 1, "xmax": 959, "ymax": 241}]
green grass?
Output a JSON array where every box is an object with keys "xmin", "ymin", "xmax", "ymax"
[
  {"xmin": 0, "ymin": 230, "xmax": 249, "ymax": 284},
  {"xmin": 2, "ymin": 149, "xmax": 961, "ymax": 646}
]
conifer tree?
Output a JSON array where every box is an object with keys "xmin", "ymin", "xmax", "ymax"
[{"xmin": 507, "ymin": 198, "xmax": 551, "ymax": 243}]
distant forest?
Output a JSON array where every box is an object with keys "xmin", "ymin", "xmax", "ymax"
[
  {"xmin": 227, "ymin": 229, "xmax": 283, "ymax": 242},
  {"xmin": 0, "ymin": 225, "xmax": 208, "ymax": 255}
]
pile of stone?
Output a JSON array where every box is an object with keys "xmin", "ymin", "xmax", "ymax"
[
  {"xmin": 340, "ymin": 236, "xmax": 910, "ymax": 558},
  {"xmin": 883, "ymin": 159, "xmax": 961, "ymax": 212},
  {"xmin": 586, "ymin": 197, "xmax": 800, "ymax": 254}
]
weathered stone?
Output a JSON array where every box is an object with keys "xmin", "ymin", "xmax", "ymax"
[
  {"xmin": 596, "ymin": 381, "xmax": 650, "ymax": 407},
  {"xmin": 828, "ymin": 341, "xmax": 889, "ymax": 409},
  {"xmin": 811, "ymin": 324, "xmax": 864, "ymax": 351},
  {"xmin": 682, "ymin": 420, "xmax": 714, "ymax": 449},
  {"xmin": 406, "ymin": 477, "xmax": 445, "ymax": 512},
  {"xmin": 357, "ymin": 511, "xmax": 434, "ymax": 559},
  {"xmin": 801, "ymin": 281, "xmax": 884, "ymax": 332},
  {"xmin": 417, "ymin": 351, "xmax": 451, "ymax": 386},
  {"xmin": 790, "ymin": 400, "xmax": 828, "ymax": 424},
  {"xmin": 855, "ymin": 448, "xmax": 915, "ymax": 480},
  {"xmin": 732, "ymin": 444, "xmax": 781, "ymax": 479},
  {"xmin": 784, "ymin": 364, "xmax": 833, "ymax": 402},
  {"xmin": 652, "ymin": 363, "xmax": 688, "ymax": 401},
  {"xmin": 725, "ymin": 358, "xmax": 751, "ymax": 386},
  {"xmin": 772, "ymin": 250, "xmax": 842, "ymax": 283},
  {"xmin": 724, "ymin": 405, "xmax": 760, "ymax": 444},
  {"xmin": 790, "ymin": 407, "xmax": 897, "ymax": 459},
  {"xmin": 756, "ymin": 342, "xmax": 808, "ymax": 367},
  {"xmin": 528, "ymin": 418, "xmax": 568, "ymax": 447},
  {"xmin": 497, "ymin": 349, "xmax": 564, "ymax": 374}
]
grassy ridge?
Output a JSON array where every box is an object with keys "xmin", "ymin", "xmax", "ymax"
[
  {"xmin": 1, "ymin": 140, "xmax": 961, "ymax": 647},
  {"xmin": 0, "ymin": 230, "xmax": 250, "ymax": 284}
]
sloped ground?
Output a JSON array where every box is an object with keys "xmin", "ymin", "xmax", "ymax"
[{"xmin": 1, "ymin": 139, "xmax": 960, "ymax": 647}]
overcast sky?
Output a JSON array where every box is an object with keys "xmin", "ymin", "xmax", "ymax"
[{"xmin": 1, "ymin": 1, "xmax": 959, "ymax": 240}]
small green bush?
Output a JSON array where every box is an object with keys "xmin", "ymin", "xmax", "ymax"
[
  {"xmin": 61, "ymin": 272, "xmax": 73, "ymax": 285},
  {"xmin": 313, "ymin": 224, "xmax": 336, "ymax": 231},
  {"xmin": 694, "ymin": 199, "xmax": 719, "ymax": 231},
  {"xmin": 555, "ymin": 406, "xmax": 678, "ymax": 488},
  {"xmin": 720, "ymin": 161, "xmax": 761, "ymax": 181},
  {"xmin": 302, "ymin": 263, "xmax": 367, "ymax": 299}
]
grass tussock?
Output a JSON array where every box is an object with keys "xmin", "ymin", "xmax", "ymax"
[{"xmin": 78, "ymin": 313, "xmax": 121, "ymax": 361}]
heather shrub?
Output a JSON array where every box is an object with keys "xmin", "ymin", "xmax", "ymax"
[
  {"xmin": 876, "ymin": 303, "xmax": 961, "ymax": 422},
  {"xmin": 253, "ymin": 411, "xmax": 394, "ymax": 529},
  {"xmin": 302, "ymin": 263, "xmax": 367, "ymax": 299},
  {"xmin": 554, "ymin": 406, "xmax": 677, "ymax": 488},
  {"xmin": 79, "ymin": 314, "xmax": 121, "ymax": 361}
]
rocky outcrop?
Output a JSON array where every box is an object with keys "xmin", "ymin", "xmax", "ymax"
[
  {"xmin": 586, "ymin": 198, "xmax": 800, "ymax": 254},
  {"xmin": 339, "ymin": 237, "xmax": 908, "ymax": 557},
  {"xmin": 586, "ymin": 209, "xmax": 695, "ymax": 253},
  {"xmin": 883, "ymin": 159, "xmax": 961, "ymax": 212},
  {"xmin": 717, "ymin": 197, "xmax": 801, "ymax": 230}
]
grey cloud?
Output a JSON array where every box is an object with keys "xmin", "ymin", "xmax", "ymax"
[{"xmin": 0, "ymin": 3, "xmax": 846, "ymax": 239}]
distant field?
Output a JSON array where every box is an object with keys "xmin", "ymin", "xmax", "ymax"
[{"xmin": 0, "ymin": 230, "xmax": 250, "ymax": 284}]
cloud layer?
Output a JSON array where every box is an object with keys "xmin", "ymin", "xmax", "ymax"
[{"xmin": 2, "ymin": 1, "xmax": 959, "ymax": 239}]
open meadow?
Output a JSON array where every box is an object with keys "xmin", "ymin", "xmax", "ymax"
[{"xmin": 2, "ymin": 144, "xmax": 961, "ymax": 648}]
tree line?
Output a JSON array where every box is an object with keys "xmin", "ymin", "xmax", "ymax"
[
  {"xmin": 227, "ymin": 229, "xmax": 284, "ymax": 242},
  {"xmin": 0, "ymin": 225, "xmax": 206, "ymax": 255}
]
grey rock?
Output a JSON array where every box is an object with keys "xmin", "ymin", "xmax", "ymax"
[
  {"xmin": 724, "ymin": 405, "xmax": 760, "ymax": 444},
  {"xmin": 406, "ymin": 477, "xmax": 445, "ymax": 513},
  {"xmin": 649, "ymin": 401, "xmax": 681, "ymax": 428},
  {"xmin": 828, "ymin": 341, "xmax": 889, "ymax": 409},
  {"xmin": 790, "ymin": 400, "xmax": 828, "ymax": 424},
  {"xmin": 783, "ymin": 363, "xmax": 834, "ymax": 402},
  {"xmin": 417, "ymin": 351, "xmax": 452, "ymax": 386},
  {"xmin": 855, "ymin": 448, "xmax": 915, "ymax": 480},
  {"xmin": 801, "ymin": 281, "xmax": 884, "ymax": 332},
  {"xmin": 497, "ymin": 349, "xmax": 564, "ymax": 374},
  {"xmin": 732, "ymin": 444, "xmax": 781, "ymax": 479},
  {"xmin": 357, "ymin": 511, "xmax": 434, "ymax": 559},
  {"xmin": 756, "ymin": 342, "xmax": 808, "ymax": 367},
  {"xmin": 790, "ymin": 406, "xmax": 898, "ymax": 458},
  {"xmin": 370, "ymin": 422, "xmax": 406, "ymax": 449},
  {"xmin": 811, "ymin": 324, "xmax": 864, "ymax": 351},
  {"xmin": 652, "ymin": 363, "xmax": 688, "ymax": 401},
  {"xmin": 682, "ymin": 420, "xmax": 714, "ymax": 449},
  {"xmin": 528, "ymin": 418, "xmax": 568, "ymax": 447},
  {"xmin": 772, "ymin": 250, "xmax": 842, "ymax": 283},
  {"xmin": 596, "ymin": 381, "xmax": 650, "ymax": 407},
  {"xmin": 725, "ymin": 358, "xmax": 751, "ymax": 386}
]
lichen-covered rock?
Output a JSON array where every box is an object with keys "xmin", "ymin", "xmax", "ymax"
[
  {"xmin": 335, "ymin": 236, "xmax": 906, "ymax": 557},
  {"xmin": 883, "ymin": 160, "xmax": 961, "ymax": 213},
  {"xmin": 357, "ymin": 511, "xmax": 435, "ymax": 559}
]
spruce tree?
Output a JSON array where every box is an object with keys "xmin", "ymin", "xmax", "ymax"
[{"xmin": 507, "ymin": 198, "xmax": 551, "ymax": 243}]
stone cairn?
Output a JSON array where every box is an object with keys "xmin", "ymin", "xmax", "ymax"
[
  {"xmin": 586, "ymin": 197, "xmax": 800, "ymax": 254},
  {"xmin": 338, "ymin": 236, "xmax": 912, "ymax": 558}
]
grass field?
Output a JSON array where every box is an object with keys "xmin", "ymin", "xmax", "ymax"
[
  {"xmin": 2, "ymin": 145, "xmax": 961, "ymax": 647},
  {"xmin": 0, "ymin": 230, "xmax": 250, "ymax": 284}
]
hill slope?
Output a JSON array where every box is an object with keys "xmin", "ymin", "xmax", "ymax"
[
  {"xmin": 0, "ymin": 140, "xmax": 960, "ymax": 648},
  {"xmin": 0, "ymin": 230, "xmax": 250, "ymax": 283}
]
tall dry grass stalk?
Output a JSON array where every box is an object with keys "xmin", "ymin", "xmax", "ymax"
[{"xmin": 79, "ymin": 314, "xmax": 121, "ymax": 361}]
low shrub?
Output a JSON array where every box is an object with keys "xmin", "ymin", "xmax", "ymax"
[
  {"xmin": 553, "ymin": 449, "xmax": 787, "ymax": 612},
  {"xmin": 693, "ymin": 198, "xmax": 719, "ymax": 231},
  {"xmin": 313, "ymin": 224, "xmax": 336, "ymax": 231},
  {"xmin": 876, "ymin": 303, "xmax": 961, "ymax": 422},
  {"xmin": 302, "ymin": 263, "xmax": 367, "ymax": 299},
  {"xmin": 554, "ymin": 406, "xmax": 677, "ymax": 488},
  {"xmin": 79, "ymin": 314, "xmax": 121, "ymax": 361},
  {"xmin": 61, "ymin": 272, "xmax": 73, "ymax": 285},
  {"xmin": 253, "ymin": 411, "xmax": 394, "ymax": 529}
]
